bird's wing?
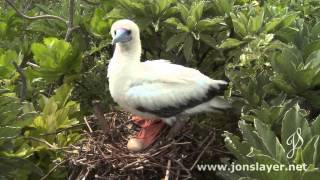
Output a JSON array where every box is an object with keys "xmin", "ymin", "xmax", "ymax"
[{"xmin": 125, "ymin": 60, "xmax": 227, "ymax": 118}]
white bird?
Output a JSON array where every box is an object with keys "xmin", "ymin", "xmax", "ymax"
[{"xmin": 108, "ymin": 19, "xmax": 230, "ymax": 151}]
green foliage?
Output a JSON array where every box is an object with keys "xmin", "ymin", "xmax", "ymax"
[
  {"xmin": 32, "ymin": 84, "xmax": 79, "ymax": 133},
  {"xmin": 0, "ymin": 84, "xmax": 81, "ymax": 179},
  {"xmin": 26, "ymin": 37, "xmax": 82, "ymax": 82},
  {"xmin": 221, "ymin": 104, "xmax": 320, "ymax": 180},
  {"xmin": 2, "ymin": 0, "xmax": 320, "ymax": 179},
  {"xmin": 0, "ymin": 49, "xmax": 20, "ymax": 78}
]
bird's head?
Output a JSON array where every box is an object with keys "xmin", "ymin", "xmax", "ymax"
[{"xmin": 111, "ymin": 19, "xmax": 140, "ymax": 45}]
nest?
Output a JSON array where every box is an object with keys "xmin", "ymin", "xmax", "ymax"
[{"xmin": 67, "ymin": 111, "xmax": 229, "ymax": 179}]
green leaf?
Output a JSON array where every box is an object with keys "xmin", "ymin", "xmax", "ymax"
[
  {"xmin": 166, "ymin": 33, "xmax": 187, "ymax": 51},
  {"xmin": 302, "ymin": 135, "xmax": 320, "ymax": 165},
  {"xmin": 30, "ymin": 37, "xmax": 81, "ymax": 81},
  {"xmin": 311, "ymin": 22, "xmax": 320, "ymax": 39},
  {"xmin": 190, "ymin": 1, "xmax": 205, "ymax": 21},
  {"xmin": 248, "ymin": 10, "xmax": 264, "ymax": 34},
  {"xmin": 271, "ymin": 48, "xmax": 303, "ymax": 89},
  {"xmin": 53, "ymin": 84, "xmax": 73, "ymax": 108},
  {"xmin": 156, "ymin": 0, "xmax": 174, "ymax": 13},
  {"xmin": 263, "ymin": 17, "xmax": 282, "ymax": 33},
  {"xmin": 211, "ymin": 0, "xmax": 234, "ymax": 15},
  {"xmin": 0, "ymin": 157, "xmax": 43, "ymax": 177},
  {"xmin": 281, "ymin": 104, "xmax": 312, "ymax": 160},
  {"xmin": 0, "ymin": 50, "xmax": 19, "ymax": 78},
  {"xmin": 196, "ymin": 17, "xmax": 225, "ymax": 31},
  {"xmin": 183, "ymin": 35, "xmax": 193, "ymax": 62},
  {"xmin": 90, "ymin": 8, "xmax": 109, "ymax": 36},
  {"xmin": 254, "ymin": 119, "xmax": 287, "ymax": 163},
  {"xmin": 311, "ymin": 116, "xmax": 320, "ymax": 136},
  {"xmin": 42, "ymin": 98, "xmax": 58, "ymax": 116},
  {"xmin": 303, "ymin": 41, "xmax": 320, "ymax": 59},
  {"xmin": 200, "ymin": 34, "xmax": 217, "ymax": 48},
  {"xmin": 239, "ymin": 120, "xmax": 269, "ymax": 154},
  {"xmin": 231, "ymin": 13, "xmax": 247, "ymax": 37},
  {"xmin": 302, "ymin": 169, "xmax": 320, "ymax": 180},
  {"xmin": 166, "ymin": 18, "xmax": 189, "ymax": 32},
  {"xmin": 253, "ymin": 154, "xmax": 295, "ymax": 180},
  {"xmin": 280, "ymin": 13, "xmax": 298, "ymax": 28},
  {"xmin": 0, "ymin": 22, "xmax": 7, "ymax": 37},
  {"xmin": 0, "ymin": 126, "xmax": 20, "ymax": 139},
  {"xmin": 305, "ymin": 50, "xmax": 320, "ymax": 69},
  {"xmin": 177, "ymin": 3, "xmax": 189, "ymax": 22},
  {"xmin": 186, "ymin": 16, "xmax": 197, "ymax": 30},
  {"xmin": 223, "ymin": 131, "xmax": 252, "ymax": 163},
  {"xmin": 219, "ymin": 38, "xmax": 244, "ymax": 49}
]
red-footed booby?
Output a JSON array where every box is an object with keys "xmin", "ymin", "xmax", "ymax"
[{"xmin": 108, "ymin": 19, "xmax": 230, "ymax": 152}]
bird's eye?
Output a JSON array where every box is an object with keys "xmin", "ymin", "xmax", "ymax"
[
  {"xmin": 127, "ymin": 30, "xmax": 132, "ymax": 35},
  {"xmin": 114, "ymin": 30, "xmax": 116, "ymax": 35}
]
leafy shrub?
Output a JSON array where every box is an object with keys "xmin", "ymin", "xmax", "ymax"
[{"xmin": 1, "ymin": 0, "xmax": 320, "ymax": 179}]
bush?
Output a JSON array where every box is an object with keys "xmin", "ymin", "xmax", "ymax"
[{"xmin": 1, "ymin": 0, "xmax": 320, "ymax": 179}]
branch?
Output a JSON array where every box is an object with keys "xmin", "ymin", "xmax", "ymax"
[
  {"xmin": 164, "ymin": 160, "xmax": 171, "ymax": 180},
  {"xmin": 26, "ymin": 61, "xmax": 40, "ymax": 68},
  {"xmin": 5, "ymin": 0, "xmax": 67, "ymax": 25},
  {"xmin": 65, "ymin": 0, "xmax": 76, "ymax": 41},
  {"xmin": 189, "ymin": 131, "xmax": 215, "ymax": 171},
  {"xmin": 12, "ymin": 62, "xmax": 27, "ymax": 102},
  {"xmin": 92, "ymin": 100, "xmax": 108, "ymax": 132},
  {"xmin": 26, "ymin": 137, "xmax": 57, "ymax": 149},
  {"xmin": 40, "ymin": 160, "xmax": 66, "ymax": 180}
]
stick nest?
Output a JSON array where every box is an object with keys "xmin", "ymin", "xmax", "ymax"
[{"xmin": 67, "ymin": 111, "xmax": 228, "ymax": 179}]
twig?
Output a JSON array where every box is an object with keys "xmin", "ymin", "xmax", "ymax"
[
  {"xmin": 5, "ymin": 0, "xmax": 79, "ymax": 41},
  {"xmin": 174, "ymin": 159, "xmax": 192, "ymax": 179},
  {"xmin": 12, "ymin": 62, "xmax": 26, "ymax": 102},
  {"xmin": 40, "ymin": 160, "xmax": 66, "ymax": 180},
  {"xmin": 39, "ymin": 123, "xmax": 86, "ymax": 136},
  {"xmin": 175, "ymin": 169, "xmax": 180, "ymax": 180},
  {"xmin": 92, "ymin": 100, "xmax": 108, "ymax": 132},
  {"xmin": 5, "ymin": 0, "xmax": 67, "ymax": 24},
  {"xmin": 189, "ymin": 132, "xmax": 216, "ymax": 171},
  {"xmin": 26, "ymin": 61, "xmax": 40, "ymax": 68},
  {"xmin": 164, "ymin": 159, "xmax": 171, "ymax": 180},
  {"xmin": 26, "ymin": 137, "xmax": 56, "ymax": 149},
  {"xmin": 65, "ymin": 0, "xmax": 75, "ymax": 41},
  {"xmin": 120, "ymin": 159, "xmax": 142, "ymax": 171},
  {"xmin": 84, "ymin": 117, "xmax": 93, "ymax": 133}
]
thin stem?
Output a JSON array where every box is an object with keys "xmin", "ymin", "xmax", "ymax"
[
  {"xmin": 5, "ymin": 0, "xmax": 67, "ymax": 25},
  {"xmin": 40, "ymin": 160, "xmax": 66, "ymax": 180},
  {"xmin": 65, "ymin": 0, "xmax": 76, "ymax": 41},
  {"xmin": 12, "ymin": 62, "xmax": 27, "ymax": 102},
  {"xmin": 26, "ymin": 137, "xmax": 57, "ymax": 149}
]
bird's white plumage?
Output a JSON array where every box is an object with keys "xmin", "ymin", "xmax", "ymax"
[{"xmin": 108, "ymin": 19, "xmax": 229, "ymax": 125}]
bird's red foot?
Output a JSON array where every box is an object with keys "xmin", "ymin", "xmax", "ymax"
[{"xmin": 127, "ymin": 115, "xmax": 165, "ymax": 152}]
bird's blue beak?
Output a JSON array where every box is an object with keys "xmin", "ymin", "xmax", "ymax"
[{"xmin": 112, "ymin": 28, "xmax": 132, "ymax": 45}]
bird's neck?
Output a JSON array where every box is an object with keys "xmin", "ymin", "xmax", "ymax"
[{"xmin": 113, "ymin": 41, "xmax": 141, "ymax": 64}]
